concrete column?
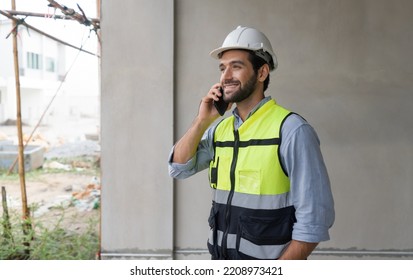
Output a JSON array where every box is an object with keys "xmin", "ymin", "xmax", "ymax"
[{"xmin": 100, "ymin": 0, "xmax": 174, "ymax": 259}]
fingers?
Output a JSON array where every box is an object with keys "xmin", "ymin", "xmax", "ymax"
[
  {"xmin": 198, "ymin": 83, "xmax": 223, "ymax": 119},
  {"xmin": 208, "ymin": 83, "xmax": 223, "ymax": 102}
]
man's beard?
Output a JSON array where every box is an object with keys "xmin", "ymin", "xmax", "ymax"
[{"xmin": 224, "ymin": 73, "xmax": 258, "ymax": 103}]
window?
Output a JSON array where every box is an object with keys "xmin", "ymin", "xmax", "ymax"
[
  {"xmin": 45, "ymin": 57, "xmax": 56, "ymax": 72},
  {"xmin": 27, "ymin": 52, "xmax": 42, "ymax": 70}
]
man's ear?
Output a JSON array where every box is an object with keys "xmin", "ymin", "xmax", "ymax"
[{"xmin": 258, "ymin": 64, "xmax": 270, "ymax": 82}]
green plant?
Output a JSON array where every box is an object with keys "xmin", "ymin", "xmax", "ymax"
[{"xmin": 0, "ymin": 206, "xmax": 99, "ymax": 260}]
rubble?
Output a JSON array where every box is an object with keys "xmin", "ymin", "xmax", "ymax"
[
  {"xmin": 23, "ymin": 133, "xmax": 51, "ymax": 149},
  {"xmin": 0, "ymin": 118, "xmax": 101, "ymax": 219},
  {"xmin": 43, "ymin": 160, "xmax": 71, "ymax": 171},
  {"xmin": 44, "ymin": 140, "xmax": 100, "ymax": 159},
  {"xmin": 72, "ymin": 183, "xmax": 101, "ymax": 212},
  {"xmin": 3, "ymin": 179, "xmax": 101, "ymax": 218}
]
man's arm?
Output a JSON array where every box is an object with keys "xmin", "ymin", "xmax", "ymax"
[
  {"xmin": 278, "ymin": 115, "xmax": 335, "ymax": 259},
  {"xmin": 172, "ymin": 116, "xmax": 213, "ymax": 163},
  {"xmin": 278, "ymin": 240, "xmax": 318, "ymax": 260}
]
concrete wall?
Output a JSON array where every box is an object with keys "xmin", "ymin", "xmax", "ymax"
[
  {"xmin": 100, "ymin": 0, "xmax": 174, "ymax": 258},
  {"xmin": 101, "ymin": 0, "xmax": 413, "ymax": 259}
]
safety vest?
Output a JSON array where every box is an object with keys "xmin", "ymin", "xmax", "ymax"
[{"xmin": 208, "ymin": 99, "xmax": 296, "ymax": 259}]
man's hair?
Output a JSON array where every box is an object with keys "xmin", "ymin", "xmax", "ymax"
[{"xmin": 246, "ymin": 50, "xmax": 270, "ymax": 92}]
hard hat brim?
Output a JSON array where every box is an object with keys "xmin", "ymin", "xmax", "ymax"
[
  {"xmin": 210, "ymin": 46, "xmax": 277, "ymax": 71},
  {"xmin": 210, "ymin": 46, "xmax": 262, "ymax": 59}
]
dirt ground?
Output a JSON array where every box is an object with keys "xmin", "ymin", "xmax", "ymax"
[
  {"xmin": 0, "ymin": 116, "xmax": 101, "ymax": 234},
  {"xmin": 1, "ymin": 172, "xmax": 100, "ymax": 233}
]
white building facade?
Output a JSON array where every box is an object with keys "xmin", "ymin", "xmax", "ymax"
[
  {"xmin": 0, "ymin": 19, "xmax": 66, "ymax": 125},
  {"xmin": 0, "ymin": 13, "xmax": 100, "ymax": 127}
]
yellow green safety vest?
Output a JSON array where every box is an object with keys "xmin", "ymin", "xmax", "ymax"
[{"xmin": 207, "ymin": 99, "xmax": 296, "ymax": 260}]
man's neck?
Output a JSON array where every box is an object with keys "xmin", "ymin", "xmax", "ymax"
[{"xmin": 236, "ymin": 91, "xmax": 265, "ymax": 121}]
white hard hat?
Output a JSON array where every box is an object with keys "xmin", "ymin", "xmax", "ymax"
[{"xmin": 210, "ymin": 26, "xmax": 277, "ymax": 71}]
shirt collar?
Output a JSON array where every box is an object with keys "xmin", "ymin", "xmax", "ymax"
[{"xmin": 232, "ymin": 96, "xmax": 273, "ymax": 128}]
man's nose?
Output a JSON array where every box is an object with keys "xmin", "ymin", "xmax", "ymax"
[{"xmin": 221, "ymin": 68, "xmax": 232, "ymax": 80}]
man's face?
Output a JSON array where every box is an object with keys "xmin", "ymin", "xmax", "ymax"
[{"xmin": 219, "ymin": 50, "xmax": 258, "ymax": 103}]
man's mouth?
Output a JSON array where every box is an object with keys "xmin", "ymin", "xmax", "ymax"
[{"xmin": 223, "ymin": 82, "xmax": 240, "ymax": 92}]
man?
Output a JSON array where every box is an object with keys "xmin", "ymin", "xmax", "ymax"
[{"xmin": 169, "ymin": 26, "xmax": 335, "ymax": 260}]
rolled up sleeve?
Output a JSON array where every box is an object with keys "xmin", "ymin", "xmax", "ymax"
[
  {"xmin": 168, "ymin": 128, "xmax": 215, "ymax": 180},
  {"xmin": 168, "ymin": 148, "xmax": 198, "ymax": 179}
]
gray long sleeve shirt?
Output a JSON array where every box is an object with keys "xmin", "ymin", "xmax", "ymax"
[{"xmin": 169, "ymin": 96, "xmax": 335, "ymax": 243}]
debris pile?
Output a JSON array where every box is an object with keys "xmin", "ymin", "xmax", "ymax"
[
  {"xmin": 3, "ymin": 177, "xmax": 101, "ymax": 218},
  {"xmin": 29, "ymin": 177, "xmax": 101, "ymax": 217},
  {"xmin": 71, "ymin": 182, "xmax": 101, "ymax": 212},
  {"xmin": 1, "ymin": 110, "xmax": 100, "ymax": 222},
  {"xmin": 44, "ymin": 140, "xmax": 100, "ymax": 159}
]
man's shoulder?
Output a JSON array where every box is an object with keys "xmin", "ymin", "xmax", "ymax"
[
  {"xmin": 284, "ymin": 113, "xmax": 307, "ymax": 127},
  {"xmin": 281, "ymin": 113, "xmax": 312, "ymax": 138}
]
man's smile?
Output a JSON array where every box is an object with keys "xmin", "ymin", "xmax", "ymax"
[{"xmin": 223, "ymin": 82, "xmax": 240, "ymax": 93}]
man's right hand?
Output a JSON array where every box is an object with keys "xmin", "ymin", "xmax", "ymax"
[
  {"xmin": 172, "ymin": 83, "xmax": 227, "ymax": 164},
  {"xmin": 198, "ymin": 83, "xmax": 227, "ymax": 122}
]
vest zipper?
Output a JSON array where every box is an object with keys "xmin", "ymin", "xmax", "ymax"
[{"xmin": 221, "ymin": 129, "xmax": 239, "ymax": 259}]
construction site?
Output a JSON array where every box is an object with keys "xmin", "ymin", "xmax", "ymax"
[
  {"xmin": 1, "ymin": 0, "xmax": 101, "ymax": 259},
  {"xmin": 1, "ymin": 0, "xmax": 413, "ymax": 263}
]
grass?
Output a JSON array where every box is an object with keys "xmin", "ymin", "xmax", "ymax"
[
  {"xmin": 0, "ymin": 156, "xmax": 100, "ymax": 178},
  {"xmin": 0, "ymin": 157, "xmax": 101, "ymax": 260},
  {"xmin": 0, "ymin": 204, "xmax": 100, "ymax": 260}
]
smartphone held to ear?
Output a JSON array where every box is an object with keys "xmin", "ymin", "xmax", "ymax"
[{"xmin": 213, "ymin": 87, "xmax": 229, "ymax": 116}]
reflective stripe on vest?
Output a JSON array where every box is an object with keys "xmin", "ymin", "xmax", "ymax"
[
  {"xmin": 208, "ymin": 99, "xmax": 295, "ymax": 259},
  {"xmin": 208, "ymin": 230, "xmax": 291, "ymax": 259}
]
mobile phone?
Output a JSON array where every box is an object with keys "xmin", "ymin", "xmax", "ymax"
[{"xmin": 213, "ymin": 87, "xmax": 229, "ymax": 116}]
